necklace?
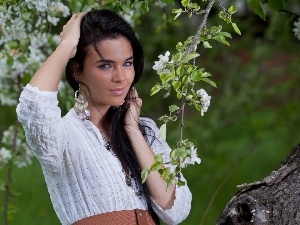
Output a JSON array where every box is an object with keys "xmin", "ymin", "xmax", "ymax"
[
  {"xmin": 99, "ymin": 130, "xmax": 112, "ymax": 151},
  {"xmin": 99, "ymin": 130, "xmax": 133, "ymax": 187}
]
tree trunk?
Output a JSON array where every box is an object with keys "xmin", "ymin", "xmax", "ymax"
[{"xmin": 217, "ymin": 144, "xmax": 300, "ymax": 225}]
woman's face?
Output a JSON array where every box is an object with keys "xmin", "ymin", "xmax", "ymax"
[{"xmin": 78, "ymin": 36, "xmax": 135, "ymax": 109}]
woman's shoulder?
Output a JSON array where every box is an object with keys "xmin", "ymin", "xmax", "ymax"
[{"xmin": 139, "ymin": 116, "xmax": 157, "ymax": 128}]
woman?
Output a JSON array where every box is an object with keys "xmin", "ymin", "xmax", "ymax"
[{"xmin": 16, "ymin": 9, "xmax": 191, "ymax": 225}]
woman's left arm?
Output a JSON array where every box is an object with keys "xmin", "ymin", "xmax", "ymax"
[{"xmin": 124, "ymin": 88, "xmax": 176, "ymax": 210}]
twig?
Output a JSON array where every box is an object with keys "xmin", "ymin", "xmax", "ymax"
[
  {"xmin": 179, "ymin": 99, "xmax": 186, "ymax": 147},
  {"xmin": 185, "ymin": 0, "xmax": 216, "ymax": 55}
]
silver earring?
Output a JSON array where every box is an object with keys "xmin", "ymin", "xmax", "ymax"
[{"xmin": 74, "ymin": 84, "xmax": 90, "ymax": 120}]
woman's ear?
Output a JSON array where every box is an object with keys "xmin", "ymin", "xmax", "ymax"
[{"xmin": 72, "ymin": 62, "xmax": 81, "ymax": 81}]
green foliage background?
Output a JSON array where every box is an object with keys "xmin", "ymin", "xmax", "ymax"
[{"xmin": 1, "ymin": 1, "xmax": 300, "ymax": 225}]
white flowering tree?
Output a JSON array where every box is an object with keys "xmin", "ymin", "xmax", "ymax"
[
  {"xmin": 0, "ymin": 0, "xmax": 72, "ymax": 223},
  {"xmin": 0, "ymin": 0, "xmax": 299, "ymax": 224}
]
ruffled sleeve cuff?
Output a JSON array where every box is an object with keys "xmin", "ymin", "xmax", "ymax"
[
  {"xmin": 151, "ymin": 184, "xmax": 192, "ymax": 225},
  {"xmin": 17, "ymin": 84, "xmax": 60, "ymax": 124}
]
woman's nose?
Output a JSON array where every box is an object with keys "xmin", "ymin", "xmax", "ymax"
[{"xmin": 112, "ymin": 68, "xmax": 126, "ymax": 82}]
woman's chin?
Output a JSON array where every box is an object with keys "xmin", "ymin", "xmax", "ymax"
[{"xmin": 112, "ymin": 100, "xmax": 125, "ymax": 107}]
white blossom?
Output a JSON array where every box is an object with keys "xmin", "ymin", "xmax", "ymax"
[
  {"xmin": 153, "ymin": 51, "xmax": 173, "ymax": 74},
  {"xmin": 1, "ymin": 126, "xmax": 33, "ymax": 168},
  {"xmin": 47, "ymin": 15, "xmax": 59, "ymax": 26},
  {"xmin": 13, "ymin": 145, "xmax": 33, "ymax": 168},
  {"xmin": 25, "ymin": 0, "xmax": 48, "ymax": 12},
  {"xmin": 49, "ymin": 2, "xmax": 70, "ymax": 17},
  {"xmin": 293, "ymin": 18, "xmax": 300, "ymax": 40},
  {"xmin": 182, "ymin": 145, "xmax": 201, "ymax": 167},
  {"xmin": 0, "ymin": 147, "xmax": 12, "ymax": 165},
  {"xmin": 196, "ymin": 88, "xmax": 211, "ymax": 116}
]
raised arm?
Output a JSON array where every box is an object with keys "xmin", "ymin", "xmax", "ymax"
[
  {"xmin": 30, "ymin": 13, "xmax": 86, "ymax": 91},
  {"xmin": 125, "ymin": 88, "xmax": 176, "ymax": 209}
]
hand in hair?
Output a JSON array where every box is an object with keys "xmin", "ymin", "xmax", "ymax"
[
  {"xmin": 124, "ymin": 87, "xmax": 142, "ymax": 133},
  {"xmin": 29, "ymin": 12, "xmax": 86, "ymax": 91},
  {"xmin": 60, "ymin": 12, "xmax": 86, "ymax": 59}
]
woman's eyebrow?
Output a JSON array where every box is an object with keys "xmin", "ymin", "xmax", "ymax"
[{"xmin": 95, "ymin": 56, "xmax": 134, "ymax": 64}]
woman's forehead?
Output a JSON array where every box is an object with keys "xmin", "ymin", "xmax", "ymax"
[{"xmin": 85, "ymin": 37, "xmax": 133, "ymax": 60}]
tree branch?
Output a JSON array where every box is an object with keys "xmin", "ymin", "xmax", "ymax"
[{"xmin": 185, "ymin": 0, "xmax": 216, "ymax": 55}]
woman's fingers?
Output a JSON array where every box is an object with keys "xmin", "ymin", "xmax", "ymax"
[{"xmin": 60, "ymin": 12, "xmax": 87, "ymax": 58}]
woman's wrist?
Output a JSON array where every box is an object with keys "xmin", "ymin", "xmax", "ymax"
[
  {"xmin": 125, "ymin": 125, "xmax": 142, "ymax": 139},
  {"xmin": 58, "ymin": 40, "xmax": 78, "ymax": 59}
]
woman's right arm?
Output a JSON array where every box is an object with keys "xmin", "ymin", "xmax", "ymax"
[{"xmin": 30, "ymin": 13, "xmax": 86, "ymax": 91}]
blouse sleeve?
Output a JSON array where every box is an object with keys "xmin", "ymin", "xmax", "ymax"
[
  {"xmin": 16, "ymin": 84, "xmax": 65, "ymax": 173},
  {"xmin": 141, "ymin": 117, "xmax": 192, "ymax": 225}
]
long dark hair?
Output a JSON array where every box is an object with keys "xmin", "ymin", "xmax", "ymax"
[{"xmin": 65, "ymin": 9, "xmax": 159, "ymax": 224}]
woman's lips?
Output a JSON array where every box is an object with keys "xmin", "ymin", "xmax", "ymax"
[{"xmin": 110, "ymin": 87, "xmax": 125, "ymax": 96}]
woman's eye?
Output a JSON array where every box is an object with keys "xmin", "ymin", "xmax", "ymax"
[
  {"xmin": 99, "ymin": 64, "xmax": 110, "ymax": 69},
  {"xmin": 124, "ymin": 61, "xmax": 133, "ymax": 67}
]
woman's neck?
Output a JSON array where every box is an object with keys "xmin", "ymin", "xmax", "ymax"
[{"xmin": 88, "ymin": 105, "xmax": 110, "ymax": 134}]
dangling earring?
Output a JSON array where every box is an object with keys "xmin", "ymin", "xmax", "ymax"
[{"xmin": 74, "ymin": 83, "xmax": 90, "ymax": 120}]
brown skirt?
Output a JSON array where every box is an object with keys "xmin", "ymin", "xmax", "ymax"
[{"xmin": 73, "ymin": 209, "xmax": 156, "ymax": 225}]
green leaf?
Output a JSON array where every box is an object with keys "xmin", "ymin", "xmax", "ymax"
[
  {"xmin": 211, "ymin": 25, "xmax": 222, "ymax": 33},
  {"xmin": 181, "ymin": 0, "xmax": 190, "ymax": 7},
  {"xmin": 218, "ymin": 11, "xmax": 226, "ymax": 20},
  {"xmin": 232, "ymin": 23, "xmax": 241, "ymax": 35},
  {"xmin": 185, "ymin": 95, "xmax": 193, "ymax": 101},
  {"xmin": 202, "ymin": 78, "xmax": 217, "ymax": 88},
  {"xmin": 170, "ymin": 116, "xmax": 178, "ymax": 121},
  {"xmin": 150, "ymin": 162, "xmax": 163, "ymax": 171},
  {"xmin": 191, "ymin": 70, "xmax": 202, "ymax": 81},
  {"xmin": 172, "ymin": 81, "xmax": 181, "ymax": 90},
  {"xmin": 176, "ymin": 66, "xmax": 184, "ymax": 76},
  {"xmin": 150, "ymin": 83, "xmax": 161, "ymax": 96},
  {"xmin": 202, "ymin": 72, "xmax": 212, "ymax": 77},
  {"xmin": 182, "ymin": 52, "xmax": 200, "ymax": 62},
  {"xmin": 141, "ymin": 169, "xmax": 149, "ymax": 183},
  {"xmin": 228, "ymin": 6, "xmax": 237, "ymax": 14},
  {"xmin": 268, "ymin": 0, "xmax": 283, "ymax": 11},
  {"xmin": 187, "ymin": 2, "xmax": 200, "ymax": 10},
  {"xmin": 214, "ymin": 34, "xmax": 230, "ymax": 46},
  {"xmin": 195, "ymin": 104, "xmax": 201, "ymax": 111},
  {"xmin": 158, "ymin": 115, "xmax": 170, "ymax": 123},
  {"xmin": 247, "ymin": 0, "xmax": 266, "ymax": 20},
  {"xmin": 182, "ymin": 75, "xmax": 188, "ymax": 83},
  {"xmin": 160, "ymin": 73, "xmax": 174, "ymax": 83},
  {"xmin": 169, "ymin": 105, "xmax": 180, "ymax": 113},
  {"xmin": 173, "ymin": 147, "xmax": 187, "ymax": 157},
  {"xmin": 139, "ymin": 1, "xmax": 149, "ymax": 13},
  {"xmin": 219, "ymin": 32, "xmax": 232, "ymax": 39},
  {"xmin": 154, "ymin": 153, "xmax": 164, "ymax": 163},
  {"xmin": 162, "ymin": 167, "xmax": 171, "ymax": 180},
  {"xmin": 173, "ymin": 52, "xmax": 183, "ymax": 62},
  {"xmin": 178, "ymin": 179, "xmax": 186, "ymax": 186},
  {"xmin": 172, "ymin": 8, "xmax": 183, "ymax": 20},
  {"xmin": 159, "ymin": 124, "xmax": 167, "ymax": 141},
  {"xmin": 177, "ymin": 92, "xmax": 182, "ymax": 99},
  {"xmin": 203, "ymin": 41, "xmax": 212, "ymax": 48}
]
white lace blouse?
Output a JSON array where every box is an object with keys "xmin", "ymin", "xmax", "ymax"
[{"xmin": 16, "ymin": 84, "xmax": 192, "ymax": 225}]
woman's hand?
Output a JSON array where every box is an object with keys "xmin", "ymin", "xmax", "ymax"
[
  {"xmin": 60, "ymin": 12, "xmax": 86, "ymax": 59},
  {"xmin": 124, "ymin": 88, "xmax": 142, "ymax": 134},
  {"xmin": 29, "ymin": 12, "xmax": 86, "ymax": 91}
]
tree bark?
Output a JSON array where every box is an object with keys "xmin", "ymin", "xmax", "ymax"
[{"xmin": 217, "ymin": 144, "xmax": 300, "ymax": 225}]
